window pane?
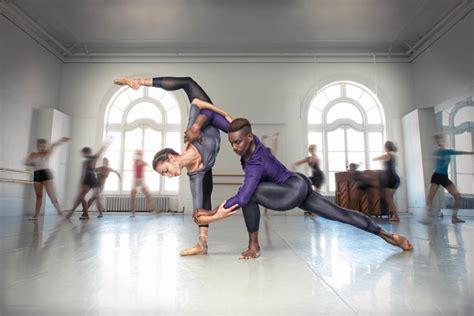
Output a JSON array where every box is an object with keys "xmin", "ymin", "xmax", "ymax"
[
  {"xmin": 106, "ymin": 132, "xmax": 122, "ymax": 150},
  {"xmin": 327, "ymin": 129, "xmax": 345, "ymax": 151},
  {"xmin": 456, "ymin": 174, "xmax": 473, "ymax": 194},
  {"xmin": 145, "ymin": 171, "xmax": 160, "ymax": 192},
  {"xmin": 127, "ymin": 102, "xmax": 162, "ymax": 124},
  {"xmin": 454, "ymin": 106, "xmax": 474, "ymax": 127},
  {"xmin": 359, "ymin": 92, "xmax": 376, "ymax": 111},
  {"xmin": 308, "ymin": 107, "xmax": 322, "ymax": 124},
  {"xmin": 456, "ymin": 155, "xmax": 472, "ymax": 174},
  {"xmin": 328, "ymin": 152, "xmax": 346, "ymax": 171},
  {"xmin": 347, "ymin": 152, "xmax": 366, "ymax": 170},
  {"xmin": 103, "ymin": 172, "xmax": 119, "ymax": 191},
  {"xmin": 113, "ymin": 91, "xmax": 130, "ymax": 110},
  {"xmin": 311, "ymin": 93, "xmax": 328, "ymax": 111},
  {"xmin": 161, "ymin": 93, "xmax": 179, "ymax": 111},
  {"xmin": 148, "ymin": 87, "xmax": 166, "ymax": 101},
  {"xmin": 366, "ymin": 107, "xmax": 382, "ymax": 124},
  {"xmin": 125, "ymin": 129, "xmax": 142, "ymax": 150},
  {"xmin": 123, "ymin": 150, "xmax": 136, "ymax": 171},
  {"xmin": 122, "ymin": 171, "xmax": 133, "ymax": 191},
  {"xmin": 144, "ymin": 151, "xmax": 156, "ymax": 169},
  {"xmin": 108, "ymin": 107, "xmax": 123, "ymax": 124},
  {"xmin": 455, "ymin": 132, "xmax": 472, "ymax": 151},
  {"xmin": 166, "ymin": 132, "xmax": 181, "ymax": 152},
  {"xmin": 369, "ymin": 152, "xmax": 384, "ymax": 170},
  {"xmin": 126, "ymin": 86, "xmax": 145, "ymax": 101},
  {"xmin": 167, "ymin": 107, "xmax": 181, "ymax": 124},
  {"xmin": 323, "ymin": 84, "xmax": 341, "ymax": 101},
  {"xmin": 328, "ymin": 172, "xmax": 336, "ymax": 192},
  {"xmin": 368, "ymin": 133, "xmax": 383, "ymax": 152},
  {"xmin": 165, "ymin": 177, "xmax": 179, "ymax": 191},
  {"xmin": 104, "ymin": 150, "xmax": 120, "ymax": 171},
  {"xmin": 327, "ymin": 103, "xmax": 362, "ymax": 124},
  {"xmin": 455, "ymin": 132, "xmax": 472, "ymax": 174},
  {"xmin": 144, "ymin": 129, "xmax": 162, "ymax": 151},
  {"xmin": 345, "ymin": 84, "xmax": 363, "ymax": 101},
  {"xmin": 346, "ymin": 128, "xmax": 364, "ymax": 151}
]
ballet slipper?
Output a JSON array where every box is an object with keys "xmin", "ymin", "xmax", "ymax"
[
  {"xmin": 113, "ymin": 78, "xmax": 140, "ymax": 90},
  {"xmin": 451, "ymin": 216, "xmax": 465, "ymax": 224},
  {"xmin": 239, "ymin": 248, "xmax": 261, "ymax": 260},
  {"xmin": 79, "ymin": 213, "xmax": 89, "ymax": 220},
  {"xmin": 180, "ymin": 237, "xmax": 208, "ymax": 256}
]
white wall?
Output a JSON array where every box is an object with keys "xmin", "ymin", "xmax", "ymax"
[
  {"xmin": 58, "ymin": 62, "xmax": 414, "ymax": 212},
  {"xmin": 0, "ymin": 16, "xmax": 62, "ymax": 213},
  {"xmin": 413, "ymin": 11, "xmax": 474, "ymax": 110}
]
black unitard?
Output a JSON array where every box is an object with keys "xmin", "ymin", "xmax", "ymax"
[
  {"xmin": 308, "ymin": 158, "xmax": 325, "ymax": 189},
  {"xmin": 152, "ymin": 77, "xmax": 215, "ymax": 226},
  {"xmin": 382, "ymin": 154, "xmax": 400, "ymax": 189}
]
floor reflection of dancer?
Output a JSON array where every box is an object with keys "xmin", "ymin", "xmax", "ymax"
[
  {"xmin": 130, "ymin": 150, "xmax": 156, "ymax": 217},
  {"xmin": 425, "ymin": 134, "xmax": 474, "ymax": 224},
  {"xmin": 25, "ymin": 137, "xmax": 70, "ymax": 220},
  {"xmin": 373, "ymin": 141, "xmax": 401, "ymax": 223},
  {"xmin": 293, "ymin": 144, "xmax": 325, "ymax": 192},
  {"xmin": 85, "ymin": 157, "xmax": 121, "ymax": 218},
  {"xmin": 68, "ymin": 139, "xmax": 111, "ymax": 219},
  {"xmin": 114, "ymin": 76, "xmax": 224, "ymax": 256},
  {"xmin": 185, "ymin": 99, "xmax": 413, "ymax": 259}
]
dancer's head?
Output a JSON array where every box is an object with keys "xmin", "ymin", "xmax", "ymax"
[
  {"xmin": 228, "ymin": 118, "xmax": 253, "ymax": 157},
  {"xmin": 434, "ymin": 134, "xmax": 446, "ymax": 148},
  {"xmin": 36, "ymin": 139, "xmax": 47, "ymax": 152},
  {"xmin": 81, "ymin": 147, "xmax": 92, "ymax": 157},
  {"xmin": 308, "ymin": 144, "xmax": 317, "ymax": 154},
  {"xmin": 384, "ymin": 141, "xmax": 397, "ymax": 153},
  {"xmin": 152, "ymin": 148, "xmax": 182, "ymax": 177},
  {"xmin": 134, "ymin": 149, "xmax": 143, "ymax": 160},
  {"xmin": 102, "ymin": 157, "xmax": 109, "ymax": 166},
  {"xmin": 349, "ymin": 163, "xmax": 359, "ymax": 171}
]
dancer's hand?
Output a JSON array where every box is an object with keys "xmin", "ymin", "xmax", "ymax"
[
  {"xmin": 193, "ymin": 201, "xmax": 239, "ymax": 225},
  {"xmin": 184, "ymin": 124, "xmax": 203, "ymax": 143},
  {"xmin": 60, "ymin": 137, "xmax": 71, "ymax": 143}
]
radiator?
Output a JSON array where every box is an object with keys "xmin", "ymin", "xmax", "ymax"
[
  {"xmin": 446, "ymin": 196, "xmax": 474, "ymax": 209},
  {"xmin": 105, "ymin": 195, "xmax": 170, "ymax": 212}
]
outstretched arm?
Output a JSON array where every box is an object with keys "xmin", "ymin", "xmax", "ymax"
[
  {"xmin": 292, "ymin": 157, "xmax": 309, "ymax": 169},
  {"xmin": 111, "ymin": 168, "xmax": 122, "ymax": 180},
  {"xmin": 47, "ymin": 137, "xmax": 70, "ymax": 156},
  {"xmin": 94, "ymin": 138, "xmax": 112, "ymax": 158},
  {"xmin": 372, "ymin": 153, "xmax": 390, "ymax": 161}
]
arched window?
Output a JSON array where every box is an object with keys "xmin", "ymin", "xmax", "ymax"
[
  {"xmin": 437, "ymin": 98, "xmax": 474, "ymax": 194},
  {"xmin": 307, "ymin": 81, "xmax": 385, "ymax": 192},
  {"xmin": 103, "ymin": 86, "xmax": 182, "ymax": 194}
]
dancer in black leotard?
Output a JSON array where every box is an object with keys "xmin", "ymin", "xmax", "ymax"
[
  {"xmin": 114, "ymin": 76, "xmax": 229, "ymax": 255},
  {"xmin": 373, "ymin": 141, "xmax": 401, "ymax": 223},
  {"xmin": 182, "ymin": 99, "xmax": 413, "ymax": 259},
  {"xmin": 68, "ymin": 140, "xmax": 111, "ymax": 219},
  {"xmin": 293, "ymin": 144, "xmax": 325, "ymax": 192}
]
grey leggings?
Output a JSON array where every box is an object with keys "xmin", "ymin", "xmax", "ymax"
[{"xmin": 242, "ymin": 173, "xmax": 382, "ymax": 235}]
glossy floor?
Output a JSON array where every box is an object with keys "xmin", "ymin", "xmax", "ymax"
[{"xmin": 0, "ymin": 212, "xmax": 472, "ymax": 315}]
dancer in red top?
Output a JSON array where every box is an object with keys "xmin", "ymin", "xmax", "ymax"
[{"xmin": 130, "ymin": 150, "xmax": 156, "ymax": 217}]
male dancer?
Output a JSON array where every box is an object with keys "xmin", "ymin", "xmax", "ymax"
[{"xmin": 187, "ymin": 99, "xmax": 413, "ymax": 259}]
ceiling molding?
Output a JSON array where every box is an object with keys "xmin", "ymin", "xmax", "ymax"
[{"xmin": 2, "ymin": 0, "xmax": 471, "ymax": 64}]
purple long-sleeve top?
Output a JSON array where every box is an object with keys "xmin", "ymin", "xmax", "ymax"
[{"xmin": 198, "ymin": 109, "xmax": 294, "ymax": 209}]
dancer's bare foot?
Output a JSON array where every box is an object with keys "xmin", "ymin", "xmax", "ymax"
[
  {"xmin": 180, "ymin": 237, "xmax": 208, "ymax": 256},
  {"xmin": 113, "ymin": 78, "xmax": 140, "ymax": 90},
  {"xmin": 239, "ymin": 247, "xmax": 261, "ymax": 259},
  {"xmin": 79, "ymin": 213, "xmax": 89, "ymax": 220},
  {"xmin": 379, "ymin": 231, "xmax": 414, "ymax": 251},
  {"xmin": 389, "ymin": 213, "xmax": 400, "ymax": 223},
  {"xmin": 28, "ymin": 217, "xmax": 39, "ymax": 221},
  {"xmin": 452, "ymin": 216, "xmax": 465, "ymax": 224}
]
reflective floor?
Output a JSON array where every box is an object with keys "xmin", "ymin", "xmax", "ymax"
[{"xmin": 0, "ymin": 212, "xmax": 473, "ymax": 315}]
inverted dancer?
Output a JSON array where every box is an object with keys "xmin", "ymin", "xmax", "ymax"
[
  {"xmin": 373, "ymin": 141, "xmax": 401, "ymax": 223},
  {"xmin": 293, "ymin": 144, "xmax": 325, "ymax": 192},
  {"xmin": 186, "ymin": 99, "xmax": 413, "ymax": 259},
  {"xmin": 425, "ymin": 134, "xmax": 474, "ymax": 224},
  {"xmin": 114, "ymin": 76, "xmax": 228, "ymax": 255},
  {"xmin": 68, "ymin": 139, "xmax": 111, "ymax": 219},
  {"xmin": 85, "ymin": 157, "xmax": 121, "ymax": 218},
  {"xmin": 130, "ymin": 149, "xmax": 156, "ymax": 217},
  {"xmin": 25, "ymin": 137, "xmax": 70, "ymax": 220}
]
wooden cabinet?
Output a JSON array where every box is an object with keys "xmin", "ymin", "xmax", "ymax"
[{"xmin": 335, "ymin": 170, "xmax": 388, "ymax": 217}]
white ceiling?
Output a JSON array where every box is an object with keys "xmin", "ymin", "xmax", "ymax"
[{"xmin": 3, "ymin": 0, "xmax": 471, "ymax": 58}]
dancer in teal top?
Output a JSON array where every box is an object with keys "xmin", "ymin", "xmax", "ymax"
[{"xmin": 426, "ymin": 134, "xmax": 474, "ymax": 224}]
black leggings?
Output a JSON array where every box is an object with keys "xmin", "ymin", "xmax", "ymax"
[
  {"xmin": 200, "ymin": 169, "xmax": 213, "ymax": 228},
  {"xmin": 242, "ymin": 173, "xmax": 382, "ymax": 235}
]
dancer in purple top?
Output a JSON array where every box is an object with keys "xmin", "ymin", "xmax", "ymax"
[{"xmin": 183, "ymin": 99, "xmax": 414, "ymax": 259}]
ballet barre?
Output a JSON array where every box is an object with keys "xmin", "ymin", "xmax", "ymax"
[
  {"xmin": 213, "ymin": 174, "xmax": 243, "ymax": 185},
  {"xmin": 0, "ymin": 167, "xmax": 32, "ymax": 174},
  {"xmin": 0, "ymin": 177, "xmax": 33, "ymax": 184},
  {"xmin": 0, "ymin": 167, "xmax": 33, "ymax": 184}
]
